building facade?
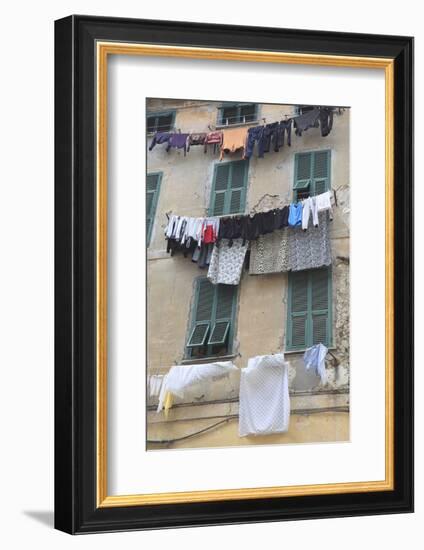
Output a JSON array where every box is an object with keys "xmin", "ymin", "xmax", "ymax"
[{"xmin": 146, "ymin": 99, "xmax": 350, "ymax": 450}]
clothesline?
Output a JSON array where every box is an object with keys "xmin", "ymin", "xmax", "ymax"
[
  {"xmin": 165, "ymin": 189, "xmax": 337, "ymax": 222},
  {"xmin": 149, "ymin": 106, "xmax": 336, "ymax": 159},
  {"xmin": 165, "ymin": 207, "xmax": 333, "ymax": 285},
  {"xmin": 147, "ymin": 348, "xmax": 338, "ymax": 378},
  {"xmin": 149, "ymin": 347, "xmax": 329, "ymax": 436},
  {"xmin": 165, "ymin": 190, "xmax": 334, "ymax": 247}
]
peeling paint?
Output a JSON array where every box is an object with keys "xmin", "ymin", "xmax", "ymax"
[{"xmin": 146, "ymin": 99, "xmax": 350, "ymax": 447}]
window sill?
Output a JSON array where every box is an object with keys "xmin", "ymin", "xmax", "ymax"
[
  {"xmin": 284, "ymin": 346, "xmax": 337, "ymax": 356},
  {"xmin": 146, "ymin": 130, "xmax": 173, "ymax": 137},
  {"xmin": 215, "ymin": 120, "xmax": 259, "ymax": 129},
  {"xmin": 180, "ymin": 354, "xmax": 239, "ymax": 365}
]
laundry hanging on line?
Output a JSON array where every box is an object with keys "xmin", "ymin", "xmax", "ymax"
[
  {"xmin": 249, "ymin": 210, "xmax": 331, "ymax": 275},
  {"xmin": 238, "ymin": 353, "xmax": 290, "ymax": 437},
  {"xmin": 157, "ymin": 361, "xmax": 238, "ymax": 416},
  {"xmin": 164, "ymin": 190, "xmax": 332, "ymax": 250},
  {"xmin": 148, "ymin": 374, "xmax": 165, "ymax": 398},
  {"xmin": 207, "ymin": 238, "xmax": 248, "ymax": 285},
  {"xmin": 163, "ymin": 191, "xmax": 334, "ymax": 281},
  {"xmin": 155, "ymin": 355, "xmax": 291, "ymax": 432},
  {"xmin": 148, "ymin": 132, "xmax": 190, "ymax": 156},
  {"xmin": 303, "ymin": 343, "xmax": 328, "ymax": 384},
  {"xmin": 148, "ymin": 107, "xmax": 337, "ymax": 160},
  {"xmin": 293, "ymin": 107, "xmax": 334, "ymax": 137}
]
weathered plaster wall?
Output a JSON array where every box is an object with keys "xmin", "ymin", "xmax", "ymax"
[
  {"xmin": 146, "ymin": 99, "xmax": 350, "ymax": 449},
  {"xmin": 147, "ymin": 412, "xmax": 349, "ymax": 450}
]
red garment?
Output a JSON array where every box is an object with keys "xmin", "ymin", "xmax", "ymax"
[
  {"xmin": 204, "ymin": 131, "xmax": 223, "ymax": 153},
  {"xmin": 203, "ymin": 224, "xmax": 216, "ymax": 244}
]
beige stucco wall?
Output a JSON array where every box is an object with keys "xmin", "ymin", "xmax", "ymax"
[
  {"xmin": 146, "ymin": 99, "xmax": 350, "ymax": 450},
  {"xmin": 147, "ymin": 412, "xmax": 349, "ymax": 450}
]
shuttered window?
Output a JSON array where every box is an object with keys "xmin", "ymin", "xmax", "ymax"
[
  {"xmin": 147, "ymin": 110, "xmax": 175, "ymax": 133},
  {"xmin": 209, "ymin": 160, "xmax": 248, "ymax": 216},
  {"xmin": 293, "ymin": 150, "xmax": 331, "ymax": 200},
  {"xmin": 186, "ymin": 279, "xmax": 238, "ymax": 358},
  {"xmin": 286, "ymin": 267, "xmax": 332, "ymax": 351},
  {"xmin": 146, "ymin": 172, "xmax": 162, "ymax": 246},
  {"xmin": 218, "ymin": 103, "xmax": 258, "ymax": 125}
]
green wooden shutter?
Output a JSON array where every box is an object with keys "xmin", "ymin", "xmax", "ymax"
[
  {"xmin": 311, "ymin": 268, "xmax": 330, "ymax": 345},
  {"xmin": 208, "ymin": 285, "xmax": 235, "ymax": 345},
  {"xmin": 187, "ymin": 280, "xmax": 237, "ymax": 356},
  {"xmin": 211, "ymin": 163, "xmax": 230, "ymax": 216},
  {"xmin": 228, "ymin": 160, "xmax": 247, "ymax": 214},
  {"xmin": 287, "ymin": 268, "xmax": 332, "ymax": 350},
  {"xmin": 187, "ymin": 279, "xmax": 215, "ymax": 347},
  {"xmin": 312, "ymin": 150, "xmax": 330, "ymax": 196},
  {"xmin": 294, "ymin": 151, "xmax": 331, "ymax": 199},
  {"xmin": 294, "ymin": 152, "xmax": 312, "ymax": 199},
  {"xmin": 209, "ymin": 160, "xmax": 248, "ymax": 216},
  {"xmin": 187, "ymin": 324, "xmax": 209, "ymax": 347},
  {"xmin": 208, "ymin": 321, "xmax": 230, "ymax": 345},
  {"xmin": 146, "ymin": 173, "xmax": 162, "ymax": 246},
  {"xmin": 288, "ymin": 272, "xmax": 309, "ymax": 349}
]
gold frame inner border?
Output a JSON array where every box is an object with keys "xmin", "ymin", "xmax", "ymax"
[{"xmin": 96, "ymin": 42, "xmax": 395, "ymax": 508}]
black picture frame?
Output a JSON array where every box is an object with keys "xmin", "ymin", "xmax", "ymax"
[{"xmin": 54, "ymin": 15, "xmax": 414, "ymax": 534}]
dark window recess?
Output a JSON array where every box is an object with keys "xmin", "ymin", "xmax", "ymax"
[
  {"xmin": 186, "ymin": 279, "xmax": 237, "ymax": 359},
  {"xmin": 147, "ymin": 111, "xmax": 175, "ymax": 133},
  {"xmin": 219, "ymin": 103, "xmax": 257, "ymax": 125},
  {"xmin": 295, "ymin": 105, "xmax": 316, "ymax": 115}
]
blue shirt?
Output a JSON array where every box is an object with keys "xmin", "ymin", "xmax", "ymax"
[{"xmin": 288, "ymin": 203, "xmax": 303, "ymax": 226}]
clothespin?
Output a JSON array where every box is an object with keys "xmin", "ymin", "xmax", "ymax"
[{"xmin": 333, "ymin": 189, "xmax": 338, "ymax": 207}]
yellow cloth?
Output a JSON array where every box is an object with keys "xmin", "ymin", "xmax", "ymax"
[
  {"xmin": 163, "ymin": 391, "xmax": 174, "ymax": 418},
  {"xmin": 220, "ymin": 127, "xmax": 249, "ymax": 160}
]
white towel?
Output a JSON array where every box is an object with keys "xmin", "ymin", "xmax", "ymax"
[
  {"xmin": 157, "ymin": 361, "xmax": 237, "ymax": 412},
  {"xmin": 239, "ymin": 353, "xmax": 290, "ymax": 437},
  {"xmin": 148, "ymin": 374, "xmax": 164, "ymax": 397}
]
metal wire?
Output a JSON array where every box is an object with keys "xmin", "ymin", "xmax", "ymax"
[{"xmin": 147, "ymin": 406, "xmax": 349, "ymax": 445}]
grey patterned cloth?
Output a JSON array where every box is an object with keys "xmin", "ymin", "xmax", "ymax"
[
  {"xmin": 249, "ymin": 230, "xmax": 290, "ymax": 275},
  {"xmin": 287, "ymin": 211, "xmax": 332, "ymax": 271},
  {"xmin": 207, "ymin": 238, "xmax": 248, "ymax": 285}
]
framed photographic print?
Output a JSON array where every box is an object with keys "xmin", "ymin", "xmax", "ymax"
[{"xmin": 54, "ymin": 15, "xmax": 413, "ymax": 534}]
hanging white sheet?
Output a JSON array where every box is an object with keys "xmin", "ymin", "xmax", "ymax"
[
  {"xmin": 238, "ymin": 353, "xmax": 290, "ymax": 437},
  {"xmin": 157, "ymin": 361, "xmax": 238, "ymax": 412}
]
